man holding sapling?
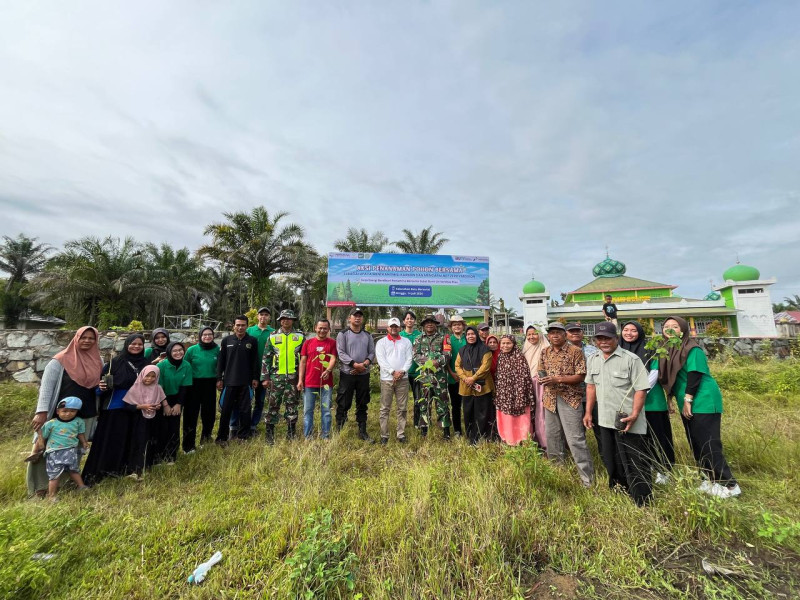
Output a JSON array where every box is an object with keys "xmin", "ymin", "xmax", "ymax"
[
  {"xmin": 298, "ymin": 318, "xmax": 337, "ymax": 439},
  {"xmin": 584, "ymin": 321, "xmax": 652, "ymax": 506},
  {"xmin": 538, "ymin": 322, "xmax": 594, "ymax": 487},
  {"xmin": 413, "ymin": 314, "xmax": 452, "ymax": 439}
]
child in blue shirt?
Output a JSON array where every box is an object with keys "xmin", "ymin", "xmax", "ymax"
[{"xmin": 26, "ymin": 396, "xmax": 89, "ymax": 500}]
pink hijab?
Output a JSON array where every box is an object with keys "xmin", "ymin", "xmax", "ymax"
[
  {"xmin": 54, "ymin": 326, "xmax": 103, "ymax": 389},
  {"xmin": 123, "ymin": 365, "xmax": 165, "ymax": 418}
]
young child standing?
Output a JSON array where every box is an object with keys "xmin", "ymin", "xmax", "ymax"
[{"xmin": 27, "ymin": 396, "xmax": 89, "ymax": 500}]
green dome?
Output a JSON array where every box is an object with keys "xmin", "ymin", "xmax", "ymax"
[
  {"xmin": 723, "ymin": 264, "xmax": 760, "ymax": 282},
  {"xmin": 704, "ymin": 291, "xmax": 721, "ymax": 301},
  {"xmin": 592, "ymin": 256, "xmax": 626, "ymax": 278},
  {"xmin": 522, "ymin": 279, "xmax": 546, "ymax": 294}
]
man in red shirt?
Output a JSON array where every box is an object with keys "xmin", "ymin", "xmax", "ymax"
[{"xmin": 298, "ymin": 319, "xmax": 338, "ymax": 439}]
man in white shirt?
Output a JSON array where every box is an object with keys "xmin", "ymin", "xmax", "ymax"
[{"xmin": 375, "ymin": 317, "xmax": 413, "ymax": 444}]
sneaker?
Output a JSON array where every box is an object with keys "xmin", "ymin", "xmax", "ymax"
[
  {"xmin": 711, "ymin": 483, "xmax": 742, "ymax": 499},
  {"xmin": 185, "ymin": 449, "xmax": 196, "ymax": 455},
  {"xmin": 127, "ymin": 473, "xmax": 140, "ymax": 481},
  {"xmin": 698, "ymin": 480, "xmax": 713, "ymax": 494},
  {"xmin": 165, "ymin": 462, "xmax": 175, "ymax": 466},
  {"xmin": 380, "ymin": 437, "xmax": 389, "ymax": 445},
  {"xmin": 655, "ymin": 472, "xmax": 670, "ymax": 485},
  {"xmin": 397, "ymin": 436, "xmax": 407, "ymax": 444}
]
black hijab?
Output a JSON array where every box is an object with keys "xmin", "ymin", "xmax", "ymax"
[
  {"xmin": 108, "ymin": 333, "xmax": 150, "ymax": 389},
  {"xmin": 166, "ymin": 341, "xmax": 186, "ymax": 368},
  {"xmin": 198, "ymin": 326, "xmax": 217, "ymax": 350},
  {"xmin": 458, "ymin": 326, "xmax": 491, "ymax": 371},
  {"xmin": 619, "ymin": 321, "xmax": 652, "ymax": 365},
  {"xmin": 150, "ymin": 328, "xmax": 170, "ymax": 355}
]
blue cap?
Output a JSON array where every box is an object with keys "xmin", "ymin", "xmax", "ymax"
[{"xmin": 57, "ymin": 397, "xmax": 83, "ymax": 410}]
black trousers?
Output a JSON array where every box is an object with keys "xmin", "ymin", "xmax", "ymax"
[
  {"xmin": 217, "ymin": 385, "xmax": 252, "ymax": 441},
  {"xmin": 409, "ymin": 374, "xmax": 421, "ymax": 427},
  {"xmin": 158, "ymin": 413, "xmax": 181, "ymax": 463},
  {"xmin": 462, "ymin": 393, "xmax": 492, "ymax": 444},
  {"xmin": 598, "ymin": 426, "xmax": 652, "ymax": 506},
  {"xmin": 645, "ymin": 410, "xmax": 675, "ymax": 472},
  {"xmin": 183, "ymin": 378, "xmax": 217, "ymax": 451},
  {"xmin": 335, "ymin": 372, "xmax": 371, "ymax": 425},
  {"xmin": 682, "ymin": 413, "xmax": 736, "ymax": 485},
  {"xmin": 128, "ymin": 412, "xmax": 156, "ymax": 474},
  {"xmin": 448, "ymin": 382, "xmax": 462, "ymax": 433}
]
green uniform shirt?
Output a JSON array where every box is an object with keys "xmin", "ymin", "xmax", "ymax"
[
  {"xmin": 447, "ymin": 333, "xmax": 467, "ymax": 384},
  {"xmin": 400, "ymin": 329, "xmax": 421, "ymax": 375},
  {"xmin": 672, "ymin": 347, "xmax": 723, "ymax": 414},
  {"xmin": 247, "ymin": 324, "xmax": 275, "ymax": 364},
  {"xmin": 157, "ymin": 360, "xmax": 193, "ymax": 396},
  {"xmin": 585, "ymin": 346, "xmax": 650, "ymax": 435},
  {"xmin": 645, "ymin": 359, "xmax": 668, "ymax": 412},
  {"xmin": 184, "ymin": 344, "xmax": 220, "ymax": 379}
]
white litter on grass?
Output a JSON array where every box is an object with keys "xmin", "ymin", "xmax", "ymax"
[{"xmin": 187, "ymin": 551, "xmax": 223, "ymax": 584}]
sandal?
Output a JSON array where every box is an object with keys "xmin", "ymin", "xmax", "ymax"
[{"xmin": 24, "ymin": 450, "xmax": 45, "ymax": 463}]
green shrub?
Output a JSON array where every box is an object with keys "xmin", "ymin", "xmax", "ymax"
[{"xmin": 285, "ymin": 508, "xmax": 359, "ymax": 599}]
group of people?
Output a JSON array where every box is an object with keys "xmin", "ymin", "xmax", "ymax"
[{"xmin": 24, "ymin": 308, "xmax": 740, "ymax": 506}]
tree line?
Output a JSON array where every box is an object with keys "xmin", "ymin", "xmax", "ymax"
[{"xmin": 0, "ymin": 207, "xmax": 451, "ymax": 332}]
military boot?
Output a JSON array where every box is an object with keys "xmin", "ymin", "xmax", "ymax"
[
  {"xmin": 287, "ymin": 422, "xmax": 297, "ymax": 441},
  {"xmin": 265, "ymin": 424, "xmax": 275, "ymax": 446},
  {"xmin": 358, "ymin": 422, "xmax": 373, "ymax": 443},
  {"xmin": 443, "ymin": 427, "xmax": 451, "ymax": 440}
]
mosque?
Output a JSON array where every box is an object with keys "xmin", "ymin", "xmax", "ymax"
[{"xmin": 519, "ymin": 254, "xmax": 778, "ymax": 338}]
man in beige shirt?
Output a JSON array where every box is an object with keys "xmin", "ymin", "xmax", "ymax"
[{"xmin": 584, "ymin": 321, "xmax": 652, "ymax": 505}]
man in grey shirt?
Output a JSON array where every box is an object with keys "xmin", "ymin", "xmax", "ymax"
[
  {"xmin": 335, "ymin": 308, "xmax": 376, "ymax": 441},
  {"xmin": 583, "ymin": 321, "xmax": 652, "ymax": 506}
]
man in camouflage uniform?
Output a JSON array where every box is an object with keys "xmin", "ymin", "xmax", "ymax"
[
  {"xmin": 412, "ymin": 314, "xmax": 452, "ymax": 439},
  {"xmin": 261, "ymin": 310, "xmax": 305, "ymax": 444}
]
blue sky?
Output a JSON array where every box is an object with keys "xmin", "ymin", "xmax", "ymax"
[{"xmin": 1, "ymin": 1, "xmax": 798, "ymax": 311}]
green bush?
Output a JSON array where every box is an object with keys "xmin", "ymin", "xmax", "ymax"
[{"xmin": 285, "ymin": 508, "xmax": 359, "ymax": 599}]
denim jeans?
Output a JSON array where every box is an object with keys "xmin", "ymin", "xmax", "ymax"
[{"xmin": 304, "ymin": 386, "xmax": 332, "ymax": 438}]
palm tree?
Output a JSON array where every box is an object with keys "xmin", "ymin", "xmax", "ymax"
[
  {"xmin": 30, "ymin": 236, "xmax": 165, "ymax": 328},
  {"xmin": 0, "ymin": 234, "xmax": 52, "ymax": 290},
  {"xmin": 198, "ymin": 207, "xmax": 306, "ymax": 307},
  {"xmin": 144, "ymin": 243, "xmax": 210, "ymax": 323},
  {"xmin": 286, "ymin": 246, "xmax": 328, "ymax": 330},
  {"xmin": 205, "ymin": 265, "xmax": 245, "ymax": 325},
  {"xmin": 393, "ymin": 226, "xmax": 449, "ymax": 254},
  {"xmin": 0, "ymin": 234, "xmax": 52, "ymax": 327},
  {"xmin": 333, "ymin": 228, "xmax": 390, "ymax": 253},
  {"xmin": 784, "ymin": 295, "xmax": 800, "ymax": 310}
]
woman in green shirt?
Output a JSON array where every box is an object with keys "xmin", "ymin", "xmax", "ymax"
[
  {"xmin": 659, "ymin": 316, "xmax": 740, "ymax": 498},
  {"xmin": 156, "ymin": 342, "xmax": 193, "ymax": 464},
  {"xmin": 183, "ymin": 327, "xmax": 219, "ymax": 452},
  {"xmin": 620, "ymin": 321, "xmax": 675, "ymax": 482}
]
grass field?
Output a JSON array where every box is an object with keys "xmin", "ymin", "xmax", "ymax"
[{"xmin": 0, "ymin": 358, "xmax": 798, "ymax": 599}]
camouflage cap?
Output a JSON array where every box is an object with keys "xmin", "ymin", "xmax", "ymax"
[
  {"xmin": 277, "ymin": 309, "xmax": 298, "ymax": 321},
  {"xmin": 420, "ymin": 314, "xmax": 439, "ymax": 326}
]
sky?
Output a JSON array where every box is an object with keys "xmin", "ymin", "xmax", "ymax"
[{"xmin": 1, "ymin": 1, "xmax": 799, "ymax": 312}]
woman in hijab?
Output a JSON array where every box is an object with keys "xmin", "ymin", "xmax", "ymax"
[
  {"xmin": 155, "ymin": 341, "xmax": 193, "ymax": 464},
  {"xmin": 144, "ymin": 328, "xmax": 170, "ymax": 364},
  {"xmin": 27, "ymin": 326, "xmax": 103, "ymax": 497},
  {"xmin": 125, "ymin": 365, "xmax": 167, "ymax": 479},
  {"xmin": 183, "ymin": 327, "xmax": 220, "ymax": 452},
  {"xmin": 454, "ymin": 326, "xmax": 495, "ymax": 444},
  {"xmin": 522, "ymin": 325, "xmax": 550, "ymax": 451},
  {"xmin": 484, "ymin": 334, "xmax": 501, "ymax": 440},
  {"xmin": 620, "ymin": 321, "xmax": 675, "ymax": 483},
  {"xmin": 493, "ymin": 335, "xmax": 535, "ymax": 446},
  {"xmin": 82, "ymin": 333, "xmax": 150, "ymax": 485},
  {"xmin": 658, "ymin": 316, "xmax": 740, "ymax": 498}
]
